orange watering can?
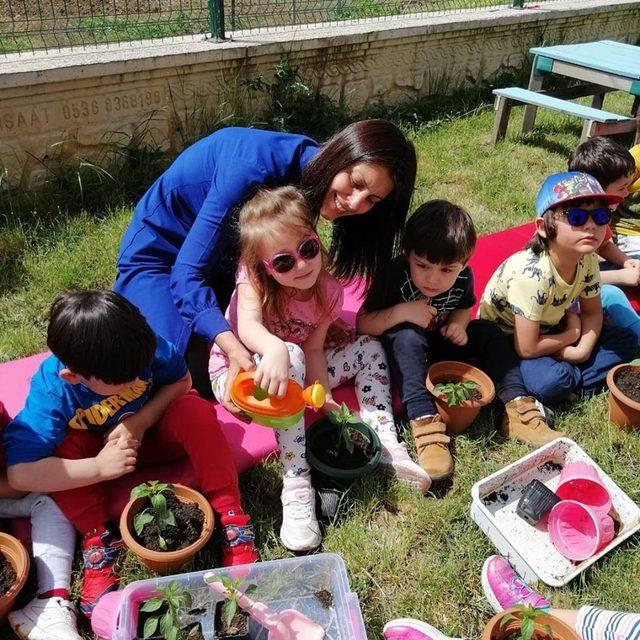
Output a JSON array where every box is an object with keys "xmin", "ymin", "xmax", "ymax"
[{"xmin": 230, "ymin": 372, "xmax": 325, "ymax": 429}]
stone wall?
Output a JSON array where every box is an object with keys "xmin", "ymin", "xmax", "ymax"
[{"xmin": 1, "ymin": 0, "xmax": 639, "ymax": 186}]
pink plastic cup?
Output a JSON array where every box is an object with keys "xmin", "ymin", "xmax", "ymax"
[
  {"xmin": 548, "ymin": 500, "xmax": 615, "ymax": 561},
  {"xmin": 556, "ymin": 461, "xmax": 612, "ymax": 514}
]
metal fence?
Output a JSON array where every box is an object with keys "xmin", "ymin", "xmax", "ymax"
[{"xmin": 1, "ymin": 0, "xmax": 541, "ymax": 54}]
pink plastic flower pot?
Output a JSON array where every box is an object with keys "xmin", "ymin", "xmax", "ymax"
[
  {"xmin": 556, "ymin": 461, "xmax": 612, "ymax": 514},
  {"xmin": 91, "ymin": 590, "xmax": 123, "ymax": 640},
  {"xmin": 548, "ymin": 500, "xmax": 615, "ymax": 562}
]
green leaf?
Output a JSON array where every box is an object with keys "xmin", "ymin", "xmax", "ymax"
[
  {"xmin": 151, "ymin": 492, "xmax": 167, "ymax": 514},
  {"xmin": 165, "ymin": 510, "xmax": 177, "ymax": 528},
  {"xmin": 166, "ymin": 627, "xmax": 179, "ymax": 640},
  {"xmin": 140, "ymin": 598, "xmax": 164, "ymax": 613},
  {"xmin": 521, "ymin": 617, "xmax": 535, "ymax": 640},
  {"xmin": 159, "ymin": 610, "xmax": 174, "ymax": 636},
  {"xmin": 158, "ymin": 535, "xmax": 167, "ymax": 550},
  {"xmin": 224, "ymin": 599, "xmax": 238, "ymax": 627},
  {"xmin": 134, "ymin": 510, "xmax": 154, "ymax": 536},
  {"xmin": 142, "ymin": 616, "xmax": 159, "ymax": 638},
  {"xmin": 245, "ymin": 583, "xmax": 257, "ymax": 595},
  {"xmin": 188, "ymin": 625, "xmax": 201, "ymax": 637},
  {"xmin": 499, "ymin": 613, "xmax": 517, "ymax": 628},
  {"xmin": 131, "ymin": 484, "xmax": 150, "ymax": 499}
]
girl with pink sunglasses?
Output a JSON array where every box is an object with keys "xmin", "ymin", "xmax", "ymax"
[{"xmin": 208, "ymin": 186, "xmax": 430, "ymax": 552}]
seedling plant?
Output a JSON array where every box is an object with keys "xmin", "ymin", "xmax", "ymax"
[
  {"xmin": 218, "ymin": 576, "xmax": 257, "ymax": 629},
  {"xmin": 140, "ymin": 580, "xmax": 199, "ymax": 640},
  {"xmin": 433, "ymin": 380, "xmax": 479, "ymax": 406},
  {"xmin": 327, "ymin": 402, "xmax": 362, "ymax": 456},
  {"xmin": 499, "ymin": 604, "xmax": 554, "ymax": 640},
  {"xmin": 131, "ymin": 481, "xmax": 177, "ymax": 551}
]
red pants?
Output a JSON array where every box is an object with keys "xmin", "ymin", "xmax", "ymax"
[{"xmin": 52, "ymin": 393, "xmax": 241, "ymax": 534}]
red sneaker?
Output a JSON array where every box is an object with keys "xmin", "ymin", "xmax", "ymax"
[
  {"xmin": 220, "ymin": 510, "xmax": 258, "ymax": 567},
  {"xmin": 80, "ymin": 524, "xmax": 124, "ymax": 618}
]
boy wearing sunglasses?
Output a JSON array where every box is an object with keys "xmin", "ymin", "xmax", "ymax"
[{"xmin": 479, "ymin": 172, "xmax": 637, "ymax": 407}]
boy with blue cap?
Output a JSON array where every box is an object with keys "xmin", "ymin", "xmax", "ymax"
[{"xmin": 479, "ymin": 172, "xmax": 637, "ymax": 407}]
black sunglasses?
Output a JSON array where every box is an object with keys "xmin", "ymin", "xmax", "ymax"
[{"xmin": 560, "ymin": 207, "xmax": 612, "ymax": 227}]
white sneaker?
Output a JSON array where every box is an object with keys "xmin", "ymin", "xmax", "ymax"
[
  {"xmin": 280, "ymin": 475, "xmax": 322, "ymax": 552},
  {"xmin": 380, "ymin": 439, "xmax": 432, "ymax": 494},
  {"xmin": 9, "ymin": 596, "xmax": 82, "ymax": 640}
]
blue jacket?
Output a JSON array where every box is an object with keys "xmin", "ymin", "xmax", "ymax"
[{"xmin": 115, "ymin": 127, "xmax": 319, "ymax": 352}]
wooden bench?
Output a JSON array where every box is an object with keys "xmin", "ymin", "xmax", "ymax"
[{"xmin": 492, "ymin": 87, "xmax": 639, "ymax": 144}]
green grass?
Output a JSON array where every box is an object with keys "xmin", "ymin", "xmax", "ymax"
[{"xmin": 2, "ymin": 91, "xmax": 640, "ymax": 639}]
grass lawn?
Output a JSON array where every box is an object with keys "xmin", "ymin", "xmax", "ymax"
[{"xmin": 1, "ymin": 92, "xmax": 639, "ymax": 639}]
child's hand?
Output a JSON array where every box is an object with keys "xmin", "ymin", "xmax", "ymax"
[
  {"xmin": 325, "ymin": 318, "xmax": 356, "ymax": 349},
  {"xmin": 617, "ymin": 265, "xmax": 640, "ymax": 287},
  {"xmin": 105, "ymin": 419, "xmax": 145, "ymax": 444},
  {"xmin": 565, "ymin": 310, "xmax": 581, "ymax": 342},
  {"xmin": 399, "ymin": 300, "xmax": 437, "ymax": 329},
  {"xmin": 440, "ymin": 322, "xmax": 468, "ymax": 346},
  {"xmin": 322, "ymin": 397, "xmax": 342, "ymax": 415},
  {"xmin": 623, "ymin": 258, "xmax": 640, "ymax": 271},
  {"xmin": 254, "ymin": 340, "xmax": 290, "ymax": 398},
  {"xmin": 95, "ymin": 437, "xmax": 139, "ymax": 480},
  {"xmin": 557, "ymin": 343, "xmax": 591, "ymax": 364}
]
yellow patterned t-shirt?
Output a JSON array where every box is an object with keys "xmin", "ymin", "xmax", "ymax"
[{"xmin": 478, "ymin": 249, "xmax": 600, "ymax": 334}]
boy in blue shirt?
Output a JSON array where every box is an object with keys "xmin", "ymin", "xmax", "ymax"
[
  {"xmin": 3, "ymin": 291, "xmax": 257, "ymax": 618},
  {"xmin": 357, "ymin": 201, "xmax": 559, "ymax": 481}
]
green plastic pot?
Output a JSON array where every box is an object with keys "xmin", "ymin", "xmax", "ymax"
[{"xmin": 306, "ymin": 416, "xmax": 382, "ymax": 484}]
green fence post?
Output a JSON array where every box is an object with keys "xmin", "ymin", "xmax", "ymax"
[{"xmin": 208, "ymin": 0, "xmax": 226, "ymax": 40}]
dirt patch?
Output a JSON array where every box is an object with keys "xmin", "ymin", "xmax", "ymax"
[
  {"xmin": 133, "ymin": 492, "xmax": 204, "ymax": 552},
  {"xmin": 314, "ymin": 589, "xmax": 333, "ymax": 609},
  {"xmin": 215, "ymin": 601, "xmax": 249, "ymax": 638},
  {"xmin": 0, "ymin": 553, "xmax": 16, "ymax": 597},
  {"xmin": 615, "ymin": 370, "xmax": 640, "ymax": 403}
]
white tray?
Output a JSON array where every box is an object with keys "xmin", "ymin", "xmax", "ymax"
[{"xmin": 470, "ymin": 438, "xmax": 640, "ymax": 587}]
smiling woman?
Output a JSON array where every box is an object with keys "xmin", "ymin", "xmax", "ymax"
[{"xmin": 113, "ymin": 120, "xmax": 417, "ymax": 398}]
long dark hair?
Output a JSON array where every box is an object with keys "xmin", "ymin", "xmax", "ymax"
[{"xmin": 300, "ymin": 119, "xmax": 417, "ymax": 284}]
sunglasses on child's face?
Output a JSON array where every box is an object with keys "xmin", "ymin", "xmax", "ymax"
[
  {"xmin": 559, "ymin": 207, "xmax": 613, "ymax": 227},
  {"xmin": 263, "ymin": 234, "xmax": 322, "ymax": 274}
]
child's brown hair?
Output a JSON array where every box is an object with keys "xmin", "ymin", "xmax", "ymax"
[{"xmin": 238, "ymin": 186, "xmax": 327, "ymax": 331}]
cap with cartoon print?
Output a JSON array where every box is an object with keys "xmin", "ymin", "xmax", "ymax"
[{"xmin": 535, "ymin": 171, "xmax": 623, "ymax": 217}]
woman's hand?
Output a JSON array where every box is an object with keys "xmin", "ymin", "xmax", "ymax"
[
  {"xmin": 223, "ymin": 343, "xmax": 256, "ymax": 423},
  {"xmin": 254, "ymin": 340, "xmax": 290, "ymax": 398}
]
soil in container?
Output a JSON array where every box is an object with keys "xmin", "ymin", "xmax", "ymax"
[
  {"xmin": 314, "ymin": 589, "xmax": 333, "ymax": 609},
  {"xmin": 0, "ymin": 552, "xmax": 16, "ymax": 596},
  {"xmin": 137, "ymin": 602, "xmax": 205, "ymax": 640},
  {"xmin": 133, "ymin": 491, "xmax": 204, "ymax": 552},
  {"xmin": 214, "ymin": 601, "xmax": 250, "ymax": 639},
  {"xmin": 435, "ymin": 379, "xmax": 483, "ymax": 403},
  {"xmin": 315, "ymin": 428, "xmax": 375, "ymax": 469},
  {"xmin": 614, "ymin": 370, "xmax": 640, "ymax": 403}
]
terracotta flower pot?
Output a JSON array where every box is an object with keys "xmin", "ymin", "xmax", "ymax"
[
  {"xmin": 0, "ymin": 532, "xmax": 30, "ymax": 623},
  {"xmin": 425, "ymin": 360, "xmax": 495, "ymax": 434},
  {"xmin": 120, "ymin": 484, "xmax": 214, "ymax": 575},
  {"xmin": 482, "ymin": 607, "xmax": 580, "ymax": 640},
  {"xmin": 607, "ymin": 363, "xmax": 640, "ymax": 430}
]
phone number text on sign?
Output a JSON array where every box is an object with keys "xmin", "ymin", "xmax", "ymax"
[{"xmin": 61, "ymin": 90, "xmax": 165, "ymax": 121}]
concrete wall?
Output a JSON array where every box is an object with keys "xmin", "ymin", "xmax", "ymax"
[{"xmin": 1, "ymin": 0, "xmax": 639, "ymax": 186}]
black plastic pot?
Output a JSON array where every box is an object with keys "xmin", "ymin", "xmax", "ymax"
[
  {"xmin": 306, "ymin": 416, "xmax": 381, "ymax": 487},
  {"xmin": 516, "ymin": 479, "xmax": 560, "ymax": 525}
]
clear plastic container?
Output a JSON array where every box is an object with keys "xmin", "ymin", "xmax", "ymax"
[{"xmin": 112, "ymin": 553, "xmax": 367, "ymax": 640}]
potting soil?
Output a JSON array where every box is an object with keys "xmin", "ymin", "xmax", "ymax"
[
  {"xmin": 314, "ymin": 589, "xmax": 333, "ymax": 609},
  {"xmin": 215, "ymin": 601, "xmax": 250, "ymax": 638},
  {"xmin": 316, "ymin": 428, "xmax": 375, "ymax": 469},
  {"xmin": 134, "ymin": 492, "xmax": 204, "ymax": 552},
  {"xmin": 615, "ymin": 370, "xmax": 640, "ymax": 403},
  {"xmin": 0, "ymin": 552, "xmax": 16, "ymax": 596}
]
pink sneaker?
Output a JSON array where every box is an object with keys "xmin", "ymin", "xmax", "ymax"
[
  {"xmin": 383, "ymin": 618, "xmax": 461, "ymax": 640},
  {"xmin": 481, "ymin": 556, "xmax": 550, "ymax": 614}
]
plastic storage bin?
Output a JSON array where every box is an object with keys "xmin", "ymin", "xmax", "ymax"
[
  {"xmin": 111, "ymin": 553, "xmax": 367, "ymax": 640},
  {"xmin": 470, "ymin": 438, "xmax": 640, "ymax": 587}
]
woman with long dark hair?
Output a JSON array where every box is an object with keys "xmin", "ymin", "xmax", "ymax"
[{"xmin": 114, "ymin": 120, "xmax": 417, "ymax": 409}]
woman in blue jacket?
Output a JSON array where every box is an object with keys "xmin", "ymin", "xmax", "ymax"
[{"xmin": 114, "ymin": 119, "xmax": 417, "ymax": 406}]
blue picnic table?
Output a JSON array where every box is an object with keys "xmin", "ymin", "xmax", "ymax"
[{"xmin": 523, "ymin": 39, "xmax": 640, "ymax": 134}]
